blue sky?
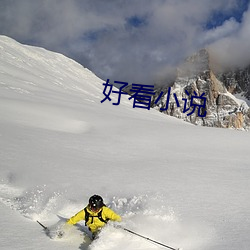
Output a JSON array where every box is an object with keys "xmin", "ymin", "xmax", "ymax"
[
  {"xmin": 0, "ymin": 0, "xmax": 249, "ymax": 84},
  {"xmin": 206, "ymin": 0, "xmax": 249, "ymax": 28}
]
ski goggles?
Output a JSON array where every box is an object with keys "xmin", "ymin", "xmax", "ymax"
[{"xmin": 89, "ymin": 205, "xmax": 101, "ymax": 212}]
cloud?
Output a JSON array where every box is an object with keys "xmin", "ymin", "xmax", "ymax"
[
  {"xmin": 200, "ymin": 18, "xmax": 240, "ymax": 45},
  {"xmin": 0, "ymin": 0, "xmax": 249, "ymax": 84},
  {"xmin": 209, "ymin": 4, "xmax": 250, "ymax": 69}
]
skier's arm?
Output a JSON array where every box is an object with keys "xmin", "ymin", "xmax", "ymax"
[
  {"xmin": 67, "ymin": 209, "xmax": 85, "ymax": 225},
  {"xmin": 104, "ymin": 207, "xmax": 122, "ymax": 222}
]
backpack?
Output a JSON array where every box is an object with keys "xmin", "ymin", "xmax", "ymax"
[{"xmin": 84, "ymin": 206, "xmax": 109, "ymax": 226}]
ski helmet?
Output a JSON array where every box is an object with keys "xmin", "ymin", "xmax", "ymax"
[{"xmin": 89, "ymin": 195, "xmax": 104, "ymax": 210}]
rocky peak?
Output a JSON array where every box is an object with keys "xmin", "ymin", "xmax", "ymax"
[
  {"xmin": 216, "ymin": 66, "xmax": 250, "ymax": 101},
  {"xmin": 177, "ymin": 48, "xmax": 210, "ymax": 78},
  {"xmin": 155, "ymin": 49, "xmax": 250, "ymax": 130}
]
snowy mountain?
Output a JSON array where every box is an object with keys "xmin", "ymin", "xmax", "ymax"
[
  {"xmin": 217, "ymin": 65, "xmax": 250, "ymax": 102},
  {"xmin": 155, "ymin": 49, "xmax": 250, "ymax": 130},
  {"xmin": 0, "ymin": 36, "xmax": 250, "ymax": 250}
]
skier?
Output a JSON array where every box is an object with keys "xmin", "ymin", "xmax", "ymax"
[{"xmin": 66, "ymin": 194, "xmax": 121, "ymax": 239}]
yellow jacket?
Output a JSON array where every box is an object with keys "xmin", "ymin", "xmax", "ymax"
[{"xmin": 67, "ymin": 206, "xmax": 121, "ymax": 233}]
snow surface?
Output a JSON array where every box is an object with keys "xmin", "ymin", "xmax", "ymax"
[{"xmin": 0, "ymin": 35, "xmax": 250, "ymax": 250}]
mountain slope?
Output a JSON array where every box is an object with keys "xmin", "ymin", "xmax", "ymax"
[{"xmin": 0, "ymin": 36, "xmax": 250, "ymax": 250}]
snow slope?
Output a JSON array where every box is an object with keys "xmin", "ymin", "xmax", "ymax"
[{"xmin": 0, "ymin": 35, "xmax": 250, "ymax": 250}]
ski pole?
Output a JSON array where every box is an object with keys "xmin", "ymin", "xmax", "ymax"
[
  {"xmin": 122, "ymin": 227, "xmax": 180, "ymax": 250},
  {"xmin": 37, "ymin": 220, "xmax": 48, "ymax": 231}
]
